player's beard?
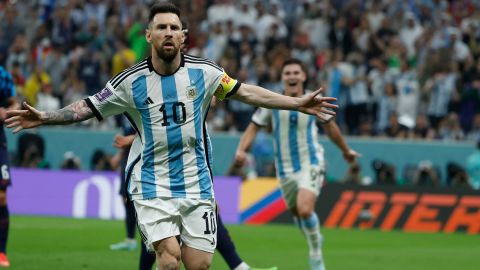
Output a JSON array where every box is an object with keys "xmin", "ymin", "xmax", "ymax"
[{"xmin": 156, "ymin": 43, "xmax": 180, "ymax": 63}]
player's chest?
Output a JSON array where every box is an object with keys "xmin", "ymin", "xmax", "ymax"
[
  {"xmin": 136, "ymin": 76, "xmax": 208, "ymax": 126},
  {"xmin": 275, "ymin": 111, "xmax": 311, "ymax": 129}
]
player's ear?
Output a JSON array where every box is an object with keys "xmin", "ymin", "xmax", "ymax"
[
  {"xmin": 181, "ymin": 31, "xmax": 186, "ymax": 44},
  {"xmin": 145, "ymin": 27, "xmax": 152, "ymax": 44},
  {"xmin": 300, "ymin": 70, "xmax": 307, "ymax": 82}
]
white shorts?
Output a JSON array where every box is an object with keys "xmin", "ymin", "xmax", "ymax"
[
  {"xmin": 279, "ymin": 166, "xmax": 325, "ymax": 209},
  {"xmin": 133, "ymin": 197, "xmax": 217, "ymax": 253}
]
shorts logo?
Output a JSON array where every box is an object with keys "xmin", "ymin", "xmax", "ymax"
[
  {"xmin": 186, "ymin": 86, "xmax": 197, "ymax": 100},
  {"xmin": 94, "ymin": 88, "xmax": 113, "ymax": 102}
]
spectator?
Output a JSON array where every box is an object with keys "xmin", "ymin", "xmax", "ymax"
[
  {"xmin": 36, "ymin": 82, "xmax": 60, "ymax": 112},
  {"xmin": 395, "ymin": 58, "xmax": 420, "ymax": 129},
  {"xmin": 90, "ymin": 149, "xmax": 112, "ymax": 171},
  {"xmin": 437, "ymin": 113, "xmax": 465, "ymax": 141},
  {"xmin": 424, "ymin": 65, "xmax": 457, "ymax": 129},
  {"xmin": 409, "ymin": 114, "xmax": 436, "ymax": 140},
  {"xmin": 23, "ymin": 65, "xmax": 51, "ymax": 106},
  {"xmin": 60, "ymin": 151, "xmax": 81, "ymax": 170},
  {"xmin": 16, "ymin": 132, "xmax": 49, "ymax": 169},
  {"xmin": 383, "ymin": 112, "xmax": 408, "ymax": 138}
]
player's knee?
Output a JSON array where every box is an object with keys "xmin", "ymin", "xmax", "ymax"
[
  {"xmin": 297, "ymin": 204, "xmax": 313, "ymax": 218},
  {"xmin": 155, "ymin": 245, "xmax": 181, "ymax": 270},
  {"xmin": 157, "ymin": 251, "xmax": 181, "ymax": 270},
  {"xmin": 187, "ymin": 258, "xmax": 211, "ymax": 270}
]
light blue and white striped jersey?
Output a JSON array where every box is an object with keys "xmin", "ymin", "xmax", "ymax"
[
  {"xmin": 252, "ymin": 106, "xmax": 325, "ymax": 179},
  {"xmin": 87, "ymin": 54, "xmax": 240, "ymax": 200}
]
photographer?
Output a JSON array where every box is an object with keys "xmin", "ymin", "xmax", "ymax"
[
  {"xmin": 372, "ymin": 159, "xmax": 396, "ymax": 185},
  {"xmin": 413, "ymin": 160, "xmax": 440, "ymax": 187}
]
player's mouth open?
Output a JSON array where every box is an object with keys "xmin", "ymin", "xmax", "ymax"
[
  {"xmin": 288, "ymin": 81, "xmax": 298, "ymax": 86},
  {"xmin": 163, "ymin": 42, "xmax": 174, "ymax": 48}
]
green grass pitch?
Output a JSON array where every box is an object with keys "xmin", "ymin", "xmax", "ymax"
[{"xmin": 8, "ymin": 216, "xmax": 479, "ymax": 269}]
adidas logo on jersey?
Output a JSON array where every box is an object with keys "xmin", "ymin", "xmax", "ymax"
[{"xmin": 142, "ymin": 97, "xmax": 154, "ymax": 106}]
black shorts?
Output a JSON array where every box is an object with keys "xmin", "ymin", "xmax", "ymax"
[{"xmin": 0, "ymin": 147, "xmax": 11, "ymax": 190}]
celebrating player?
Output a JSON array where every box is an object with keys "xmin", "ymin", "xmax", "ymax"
[
  {"xmin": 5, "ymin": 3, "xmax": 337, "ymax": 270},
  {"xmin": 234, "ymin": 59, "xmax": 359, "ymax": 270}
]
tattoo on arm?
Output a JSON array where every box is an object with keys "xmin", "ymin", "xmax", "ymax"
[{"xmin": 44, "ymin": 100, "xmax": 94, "ymax": 125}]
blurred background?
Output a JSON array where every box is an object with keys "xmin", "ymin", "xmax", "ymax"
[{"xmin": 1, "ymin": 0, "xmax": 479, "ymax": 189}]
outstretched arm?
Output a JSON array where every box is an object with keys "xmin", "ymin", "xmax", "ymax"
[
  {"xmin": 233, "ymin": 122, "xmax": 261, "ymax": 167},
  {"xmin": 5, "ymin": 100, "xmax": 94, "ymax": 133},
  {"xmin": 323, "ymin": 120, "xmax": 360, "ymax": 163},
  {"xmin": 231, "ymin": 84, "xmax": 338, "ymax": 122}
]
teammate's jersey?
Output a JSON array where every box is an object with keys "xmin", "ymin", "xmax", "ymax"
[
  {"xmin": 0, "ymin": 66, "xmax": 16, "ymax": 144},
  {"xmin": 87, "ymin": 54, "xmax": 240, "ymax": 200},
  {"xmin": 251, "ymin": 106, "xmax": 325, "ymax": 179}
]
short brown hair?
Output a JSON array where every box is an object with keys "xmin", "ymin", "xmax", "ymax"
[
  {"xmin": 148, "ymin": 2, "xmax": 181, "ymax": 25},
  {"xmin": 282, "ymin": 58, "xmax": 306, "ymax": 73}
]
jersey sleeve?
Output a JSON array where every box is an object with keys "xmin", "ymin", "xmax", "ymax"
[
  {"xmin": 251, "ymin": 107, "xmax": 271, "ymax": 127},
  {"xmin": 212, "ymin": 71, "xmax": 241, "ymax": 100},
  {"xmin": 0, "ymin": 68, "xmax": 16, "ymax": 108},
  {"xmin": 85, "ymin": 81, "xmax": 131, "ymax": 121}
]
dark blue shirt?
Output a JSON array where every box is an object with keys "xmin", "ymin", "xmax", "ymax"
[{"xmin": 0, "ymin": 66, "xmax": 16, "ymax": 143}]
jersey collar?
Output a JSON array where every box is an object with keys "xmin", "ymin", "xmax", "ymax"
[{"xmin": 147, "ymin": 54, "xmax": 185, "ymax": 76}]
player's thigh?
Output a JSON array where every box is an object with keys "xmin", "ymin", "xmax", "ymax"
[
  {"xmin": 296, "ymin": 166, "xmax": 325, "ymax": 215},
  {"xmin": 179, "ymin": 198, "xmax": 217, "ymax": 255},
  {"xmin": 0, "ymin": 148, "xmax": 11, "ymax": 193},
  {"xmin": 181, "ymin": 244, "xmax": 213, "ymax": 270},
  {"xmin": 133, "ymin": 198, "xmax": 181, "ymax": 252},
  {"xmin": 296, "ymin": 188, "xmax": 317, "ymax": 216},
  {"xmin": 279, "ymin": 176, "xmax": 299, "ymax": 211}
]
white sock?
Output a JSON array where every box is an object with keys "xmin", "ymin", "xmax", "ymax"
[
  {"xmin": 299, "ymin": 213, "xmax": 323, "ymax": 258},
  {"xmin": 233, "ymin": 262, "xmax": 250, "ymax": 270}
]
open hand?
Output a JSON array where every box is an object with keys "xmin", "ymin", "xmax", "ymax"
[
  {"xmin": 5, "ymin": 102, "xmax": 44, "ymax": 133},
  {"xmin": 297, "ymin": 88, "xmax": 338, "ymax": 122}
]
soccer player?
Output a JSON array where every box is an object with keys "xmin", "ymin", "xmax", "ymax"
[
  {"xmin": 109, "ymin": 130, "xmax": 138, "ymax": 251},
  {"xmin": 0, "ymin": 65, "xmax": 19, "ymax": 267},
  {"xmin": 234, "ymin": 59, "xmax": 359, "ymax": 270},
  {"xmin": 5, "ymin": 3, "xmax": 337, "ymax": 270},
  {"xmin": 115, "ymin": 131, "xmax": 277, "ymax": 270}
]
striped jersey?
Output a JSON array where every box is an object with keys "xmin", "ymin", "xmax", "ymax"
[
  {"xmin": 87, "ymin": 54, "xmax": 240, "ymax": 200},
  {"xmin": 252, "ymin": 106, "xmax": 325, "ymax": 179}
]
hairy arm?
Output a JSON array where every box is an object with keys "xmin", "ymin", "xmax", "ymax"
[
  {"xmin": 42, "ymin": 100, "xmax": 94, "ymax": 125},
  {"xmin": 230, "ymin": 84, "xmax": 337, "ymax": 121},
  {"xmin": 231, "ymin": 84, "xmax": 301, "ymax": 110}
]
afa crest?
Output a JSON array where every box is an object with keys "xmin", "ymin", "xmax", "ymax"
[{"xmin": 186, "ymin": 86, "xmax": 197, "ymax": 100}]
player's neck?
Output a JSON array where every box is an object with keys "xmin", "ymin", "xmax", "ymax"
[
  {"xmin": 285, "ymin": 86, "xmax": 304, "ymax": 97},
  {"xmin": 151, "ymin": 53, "xmax": 182, "ymax": 75}
]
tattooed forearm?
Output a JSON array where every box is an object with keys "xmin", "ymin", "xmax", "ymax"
[{"xmin": 43, "ymin": 100, "xmax": 94, "ymax": 125}]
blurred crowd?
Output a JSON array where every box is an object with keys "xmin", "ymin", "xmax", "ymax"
[{"xmin": 1, "ymin": 0, "xmax": 480, "ymax": 142}]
